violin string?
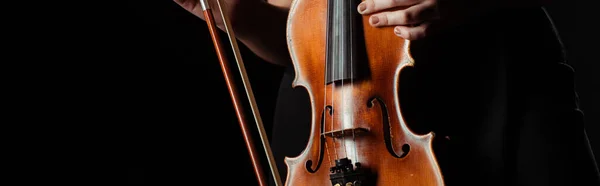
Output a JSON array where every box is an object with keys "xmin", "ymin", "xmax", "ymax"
[
  {"xmin": 331, "ymin": 74, "xmax": 338, "ymax": 160},
  {"xmin": 325, "ymin": 139, "xmax": 333, "ymax": 167},
  {"xmin": 350, "ymin": 0, "xmax": 358, "ymax": 165},
  {"xmin": 331, "ymin": 0, "xmax": 345, "ymax": 159},
  {"xmin": 330, "ymin": 0, "xmax": 338, "ymax": 161},
  {"xmin": 324, "ymin": 61, "xmax": 332, "ymax": 167},
  {"xmin": 323, "ymin": 87, "xmax": 332, "ymax": 168},
  {"xmin": 339, "ymin": 0, "xmax": 348, "ymax": 159},
  {"xmin": 331, "ymin": 55, "xmax": 338, "ymax": 159},
  {"xmin": 324, "ymin": 0, "xmax": 332, "ymax": 167}
]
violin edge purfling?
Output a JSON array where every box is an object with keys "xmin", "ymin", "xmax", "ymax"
[{"xmin": 283, "ymin": 0, "xmax": 446, "ymax": 185}]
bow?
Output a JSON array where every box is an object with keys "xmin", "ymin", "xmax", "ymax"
[{"xmin": 199, "ymin": 0, "xmax": 283, "ymax": 186}]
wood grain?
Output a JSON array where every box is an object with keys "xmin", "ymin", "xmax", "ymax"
[{"xmin": 283, "ymin": 0, "xmax": 445, "ymax": 185}]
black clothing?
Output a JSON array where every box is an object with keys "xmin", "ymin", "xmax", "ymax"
[{"xmin": 270, "ymin": 7, "xmax": 599, "ymax": 186}]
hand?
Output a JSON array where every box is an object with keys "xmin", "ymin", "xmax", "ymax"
[
  {"xmin": 173, "ymin": 0, "xmax": 292, "ymax": 66},
  {"xmin": 173, "ymin": 0, "xmax": 258, "ymax": 33},
  {"xmin": 357, "ymin": 0, "xmax": 476, "ymax": 40}
]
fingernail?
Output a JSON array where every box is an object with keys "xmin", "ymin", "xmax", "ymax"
[
  {"xmin": 370, "ymin": 16, "xmax": 379, "ymax": 25},
  {"xmin": 358, "ymin": 3, "xmax": 366, "ymax": 13},
  {"xmin": 394, "ymin": 27, "xmax": 401, "ymax": 35}
]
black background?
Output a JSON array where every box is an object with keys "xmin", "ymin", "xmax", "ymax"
[{"xmin": 116, "ymin": 0, "xmax": 599, "ymax": 185}]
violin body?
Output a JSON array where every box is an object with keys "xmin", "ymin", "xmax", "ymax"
[{"xmin": 284, "ymin": 0, "xmax": 445, "ymax": 185}]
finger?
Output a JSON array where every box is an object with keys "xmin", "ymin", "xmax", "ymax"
[
  {"xmin": 368, "ymin": 1, "xmax": 437, "ymax": 27},
  {"xmin": 173, "ymin": 0, "xmax": 205, "ymax": 20},
  {"xmin": 358, "ymin": 0, "xmax": 420, "ymax": 15},
  {"xmin": 174, "ymin": 0, "xmax": 198, "ymax": 12},
  {"xmin": 393, "ymin": 22, "xmax": 432, "ymax": 40}
]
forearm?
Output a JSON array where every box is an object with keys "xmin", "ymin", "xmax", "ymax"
[
  {"xmin": 479, "ymin": 0, "xmax": 553, "ymax": 11},
  {"xmin": 441, "ymin": 0, "xmax": 553, "ymax": 25},
  {"xmin": 232, "ymin": 2, "xmax": 291, "ymax": 67}
]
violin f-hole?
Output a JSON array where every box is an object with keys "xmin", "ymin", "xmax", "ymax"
[
  {"xmin": 305, "ymin": 105, "xmax": 331, "ymax": 173},
  {"xmin": 368, "ymin": 96, "xmax": 410, "ymax": 158}
]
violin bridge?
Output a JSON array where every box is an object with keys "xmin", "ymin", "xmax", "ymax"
[{"xmin": 322, "ymin": 127, "xmax": 369, "ymax": 139}]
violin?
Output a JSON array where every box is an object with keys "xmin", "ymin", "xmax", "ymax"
[{"xmin": 200, "ymin": 0, "xmax": 445, "ymax": 185}]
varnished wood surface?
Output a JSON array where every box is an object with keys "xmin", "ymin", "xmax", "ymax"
[{"xmin": 283, "ymin": 0, "xmax": 445, "ymax": 185}]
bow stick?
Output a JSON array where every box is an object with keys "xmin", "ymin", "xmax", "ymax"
[{"xmin": 199, "ymin": 0, "xmax": 283, "ymax": 186}]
